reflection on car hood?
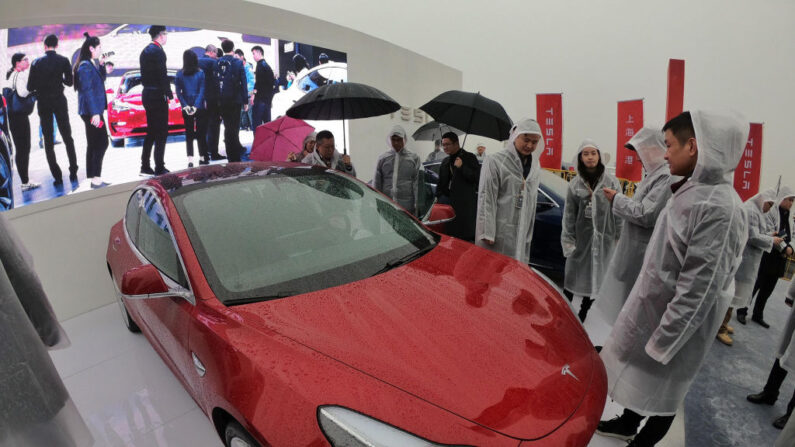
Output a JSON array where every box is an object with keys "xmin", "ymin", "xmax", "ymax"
[{"xmin": 236, "ymin": 236, "xmax": 596, "ymax": 440}]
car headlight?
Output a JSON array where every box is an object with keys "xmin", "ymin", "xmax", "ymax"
[
  {"xmin": 318, "ymin": 406, "xmax": 470, "ymax": 447},
  {"xmin": 112, "ymin": 100, "xmax": 135, "ymax": 112}
]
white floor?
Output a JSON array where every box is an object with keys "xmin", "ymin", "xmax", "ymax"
[{"xmin": 49, "ymin": 298, "xmax": 684, "ymax": 447}]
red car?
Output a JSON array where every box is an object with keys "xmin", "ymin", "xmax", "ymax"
[
  {"xmin": 107, "ymin": 70, "xmax": 185, "ymax": 147},
  {"xmin": 105, "ymin": 162, "xmax": 606, "ymax": 447}
]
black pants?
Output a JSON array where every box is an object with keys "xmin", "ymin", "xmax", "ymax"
[
  {"xmin": 620, "ymin": 409, "xmax": 676, "ymax": 446},
  {"xmin": 181, "ymin": 109, "xmax": 208, "ymax": 158},
  {"xmin": 141, "ymin": 91, "xmax": 169, "ymax": 171},
  {"xmin": 8, "ymin": 112, "xmax": 31, "ymax": 184},
  {"xmin": 220, "ymin": 102, "xmax": 243, "ymax": 162},
  {"xmin": 38, "ymin": 95, "xmax": 77, "ymax": 179},
  {"xmin": 81, "ymin": 115, "xmax": 108, "ymax": 178},
  {"xmin": 251, "ymin": 99, "xmax": 271, "ymax": 129},
  {"xmin": 563, "ymin": 290, "xmax": 594, "ymax": 323},
  {"xmin": 763, "ymin": 359, "xmax": 795, "ymax": 415},
  {"xmin": 751, "ymin": 271, "xmax": 780, "ymax": 320},
  {"xmin": 205, "ymin": 101, "xmax": 222, "ymax": 157}
]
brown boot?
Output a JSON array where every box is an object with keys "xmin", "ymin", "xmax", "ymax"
[
  {"xmin": 726, "ymin": 325, "xmax": 735, "ymax": 334},
  {"xmin": 717, "ymin": 332, "xmax": 733, "ymax": 346}
]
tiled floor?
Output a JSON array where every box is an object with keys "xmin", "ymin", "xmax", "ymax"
[{"xmin": 49, "ymin": 295, "xmax": 684, "ymax": 446}]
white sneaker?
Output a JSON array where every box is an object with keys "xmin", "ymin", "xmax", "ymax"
[{"xmin": 21, "ymin": 182, "xmax": 41, "ymax": 191}]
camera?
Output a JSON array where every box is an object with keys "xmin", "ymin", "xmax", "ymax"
[{"xmin": 101, "ymin": 51, "xmax": 115, "ymax": 59}]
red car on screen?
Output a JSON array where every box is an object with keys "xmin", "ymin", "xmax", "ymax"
[
  {"xmin": 105, "ymin": 162, "xmax": 607, "ymax": 447},
  {"xmin": 107, "ymin": 70, "xmax": 185, "ymax": 147}
]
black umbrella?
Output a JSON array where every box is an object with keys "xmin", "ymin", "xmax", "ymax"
[
  {"xmin": 286, "ymin": 82, "xmax": 401, "ymax": 154},
  {"xmin": 419, "ymin": 90, "xmax": 513, "ymax": 146},
  {"xmin": 411, "ymin": 121, "xmax": 464, "ymax": 142}
]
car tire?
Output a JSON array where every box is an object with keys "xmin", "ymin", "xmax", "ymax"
[
  {"xmin": 111, "ymin": 138, "xmax": 125, "ymax": 148},
  {"xmin": 224, "ymin": 420, "xmax": 261, "ymax": 447}
]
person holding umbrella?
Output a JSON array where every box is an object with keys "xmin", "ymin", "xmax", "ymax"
[
  {"xmin": 437, "ymin": 131, "xmax": 480, "ymax": 241},
  {"xmin": 374, "ymin": 125, "xmax": 422, "ymax": 215},
  {"xmin": 301, "ymin": 130, "xmax": 356, "ymax": 177}
]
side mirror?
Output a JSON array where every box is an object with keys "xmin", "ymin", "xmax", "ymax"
[
  {"xmin": 424, "ymin": 203, "xmax": 456, "ymax": 234},
  {"xmin": 120, "ymin": 264, "xmax": 193, "ymax": 302}
]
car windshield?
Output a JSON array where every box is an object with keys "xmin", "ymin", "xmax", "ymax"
[
  {"xmin": 538, "ymin": 169, "xmax": 570, "ymax": 199},
  {"xmin": 171, "ymin": 169, "xmax": 439, "ymax": 305}
]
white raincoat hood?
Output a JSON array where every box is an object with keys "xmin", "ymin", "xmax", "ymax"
[
  {"xmin": 752, "ymin": 188, "xmax": 777, "ymax": 213},
  {"xmin": 505, "ymin": 118, "xmax": 544, "ymax": 153},
  {"xmin": 775, "ymin": 185, "xmax": 795, "ymax": 208},
  {"xmin": 691, "ymin": 110, "xmax": 749, "ymax": 185},
  {"xmin": 573, "ymin": 139, "xmax": 602, "ymax": 176},
  {"xmin": 387, "ymin": 125, "xmax": 408, "ymax": 152},
  {"xmin": 626, "ymin": 127, "xmax": 667, "ymax": 173}
]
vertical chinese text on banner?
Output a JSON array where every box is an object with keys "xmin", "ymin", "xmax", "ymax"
[{"xmin": 615, "ymin": 99, "xmax": 644, "ymax": 182}]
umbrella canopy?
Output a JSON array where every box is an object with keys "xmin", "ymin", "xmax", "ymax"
[
  {"xmin": 286, "ymin": 82, "xmax": 401, "ymax": 121},
  {"xmin": 411, "ymin": 121, "xmax": 465, "ymax": 142},
  {"xmin": 419, "ymin": 90, "xmax": 513, "ymax": 142},
  {"xmin": 249, "ymin": 116, "xmax": 315, "ymax": 162}
]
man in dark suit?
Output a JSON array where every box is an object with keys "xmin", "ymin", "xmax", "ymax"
[
  {"xmin": 437, "ymin": 131, "xmax": 481, "ymax": 241},
  {"xmin": 250, "ymin": 45, "xmax": 276, "ymax": 128},
  {"xmin": 215, "ymin": 39, "xmax": 248, "ymax": 162},
  {"xmin": 198, "ymin": 44, "xmax": 224, "ymax": 161},
  {"xmin": 139, "ymin": 25, "xmax": 171, "ymax": 176},
  {"xmin": 26, "ymin": 34, "xmax": 78, "ymax": 185}
]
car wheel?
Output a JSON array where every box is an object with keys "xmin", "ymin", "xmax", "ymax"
[
  {"xmin": 111, "ymin": 137, "xmax": 125, "ymax": 148},
  {"xmin": 224, "ymin": 420, "xmax": 261, "ymax": 447},
  {"xmin": 0, "ymin": 143, "xmax": 13, "ymax": 211}
]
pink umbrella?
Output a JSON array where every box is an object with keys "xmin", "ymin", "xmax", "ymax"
[{"xmin": 249, "ymin": 116, "xmax": 315, "ymax": 162}]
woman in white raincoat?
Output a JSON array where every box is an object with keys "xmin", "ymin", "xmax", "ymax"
[
  {"xmin": 475, "ymin": 118, "xmax": 543, "ymax": 263},
  {"xmin": 715, "ymin": 189, "xmax": 778, "ymax": 345},
  {"xmin": 596, "ymin": 110, "xmax": 748, "ymax": 446},
  {"xmin": 561, "ymin": 140, "xmax": 623, "ymax": 322},
  {"xmin": 373, "ymin": 125, "xmax": 422, "ymax": 215},
  {"xmin": 748, "ymin": 279, "xmax": 795, "ymax": 431},
  {"xmin": 595, "ymin": 128, "xmax": 672, "ymax": 326}
]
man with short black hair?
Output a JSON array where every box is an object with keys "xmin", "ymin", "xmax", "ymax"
[
  {"xmin": 215, "ymin": 40, "xmax": 248, "ymax": 162},
  {"xmin": 250, "ymin": 45, "xmax": 276, "ymax": 128},
  {"xmin": 301, "ymin": 130, "xmax": 356, "ymax": 176},
  {"xmin": 138, "ymin": 25, "xmax": 171, "ymax": 175},
  {"xmin": 27, "ymin": 33, "xmax": 78, "ymax": 184},
  {"xmin": 437, "ymin": 132, "xmax": 480, "ymax": 241},
  {"xmin": 198, "ymin": 44, "xmax": 224, "ymax": 160}
]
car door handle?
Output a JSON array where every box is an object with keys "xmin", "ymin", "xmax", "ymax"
[{"xmin": 192, "ymin": 352, "xmax": 206, "ymax": 377}]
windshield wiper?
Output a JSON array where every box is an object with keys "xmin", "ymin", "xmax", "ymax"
[
  {"xmin": 227, "ymin": 291, "xmax": 298, "ymax": 306},
  {"xmin": 371, "ymin": 244, "xmax": 435, "ymax": 277}
]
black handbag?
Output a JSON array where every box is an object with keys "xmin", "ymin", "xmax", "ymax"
[{"xmin": 3, "ymin": 73, "xmax": 36, "ymax": 115}]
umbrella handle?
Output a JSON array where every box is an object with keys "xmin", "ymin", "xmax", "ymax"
[{"xmin": 343, "ymin": 117, "xmax": 347, "ymax": 155}]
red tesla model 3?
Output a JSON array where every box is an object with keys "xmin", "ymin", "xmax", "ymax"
[{"xmin": 106, "ymin": 162, "xmax": 606, "ymax": 447}]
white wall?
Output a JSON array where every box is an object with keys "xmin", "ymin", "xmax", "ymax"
[
  {"xmin": 1, "ymin": 0, "xmax": 461, "ymax": 320},
  {"xmin": 255, "ymin": 0, "xmax": 795, "ymax": 190}
]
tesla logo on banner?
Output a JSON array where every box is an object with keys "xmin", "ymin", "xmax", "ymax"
[
  {"xmin": 536, "ymin": 94, "xmax": 563, "ymax": 169},
  {"xmin": 615, "ymin": 99, "xmax": 644, "ymax": 182},
  {"xmin": 733, "ymin": 123, "xmax": 763, "ymax": 201}
]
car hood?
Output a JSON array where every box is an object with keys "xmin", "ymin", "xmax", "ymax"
[{"xmin": 236, "ymin": 237, "xmax": 596, "ymax": 440}]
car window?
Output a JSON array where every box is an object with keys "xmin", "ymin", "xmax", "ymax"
[
  {"xmin": 538, "ymin": 169, "xmax": 570, "ymax": 200},
  {"xmin": 125, "ymin": 190, "xmax": 142, "ymax": 243},
  {"xmin": 136, "ymin": 191, "xmax": 188, "ymax": 288},
  {"xmin": 172, "ymin": 170, "xmax": 439, "ymax": 305}
]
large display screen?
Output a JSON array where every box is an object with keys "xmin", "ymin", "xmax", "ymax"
[{"xmin": 0, "ymin": 23, "xmax": 347, "ymax": 210}]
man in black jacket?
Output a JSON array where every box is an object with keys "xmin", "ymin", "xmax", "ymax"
[
  {"xmin": 437, "ymin": 132, "xmax": 481, "ymax": 241},
  {"xmin": 27, "ymin": 34, "xmax": 78, "ymax": 185},
  {"xmin": 215, "ymin": 39, "xmax": 248, "ymax": 162},
  {"xmin": 250, "ymin": 46, "xmax": 276, "ymax": 128},
  {"xmin": 139, "ymin": 25, "xmax": 171, "ymax": 176},
  {"xmin": 198, "ymin": 45, "xmax": 224, "ymax": 161}
]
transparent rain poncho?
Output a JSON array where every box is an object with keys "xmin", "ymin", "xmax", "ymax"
[
  {"xmin": 561, "ymin": 139, "xmax": 623, "ymax": 296},
  {"xmin": 595, "ymin": 128, "xmax": 673, "ymax": 324},
  {"xmin": 777, "ymin": 279, "xmax": 795, "ymax": 374},
  {"xmin": 475, "ymin": 118, "xmax": 543, "ymax": 263},
  {"xmin": 600, "ymin": 110, "xmax": 749, "ymax": 415},
  {"xmin": 373, "ymin": 125, "xmax": 422, "ymax": 215},
  {"xmin": 731, "ymin": 188, "xmax": 777, "ymax": 308}
]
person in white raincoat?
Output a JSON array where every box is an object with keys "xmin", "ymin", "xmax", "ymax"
[
  {"xmin": 373, "ymin": 125, "xmax": 422, "ymax": 215},
  {"xmin": 596, "ymin": 111, "xmax": 748, "ymax": 446},
  {"xmin": 715, "ymin": 189, "xmax": 778, "ymax": 345},
  {"xmin": 301, "ymin": 130, "xmax": 357, "ymax": 177},
  {"xmin": 561, "ymin": 139, "xmax": 623, "ymax": 322},
  {"xmin": 475, "ymin": 118, "xmax": 543, "ymax": 263},
  {"xmin": 748, "ymin": 279, "xmax": 795, "ymax": 431},
  {"xmin": 596, "ymin": 128, "xmax": 672, "ymax": 326}
]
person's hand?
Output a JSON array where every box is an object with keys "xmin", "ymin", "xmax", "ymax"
[
  {"xmin": 602, "ymin": 188, "xmax": 617, "ymax": 202},
  {"xmin": 774, "ymin": 237, "xmax": 784, "ymax": 246},
  {"xmin": 342, "ymin": 154, "xmax": 351, "ymax": 166},
  {"xmin": 243, "ymin": 104, "xmax": 249, "ymax": 112},
  {"xmin": 482, "ymin": 238, "xmax": 495, "ymax": 246},
  {"xmin": 287, "ymin": 152, "xmax": 297, "ymax": 161},
  {"xmin": 90, "ymin": 114, "xmax": 102, "ymax": 127},
  {"xmin": 787, "ymin": 246, "xmax": 793, "ymax": 256},
  {"xmin": 454, "ymin": 157, "xmax": 463, "ymax": 169},
  {"xmin": 182, "ymin": 106, "xmax": 191, "ymax": 114},
  {"xmin": 249, "ymin": 95, "xmax": 254, "ymax": 106}
]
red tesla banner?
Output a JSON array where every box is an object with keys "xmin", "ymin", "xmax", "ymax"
[
  {"xmin": 615, "ymin": 100, "xmax": 644, "ymax": 181},
  {"xmin": 666, "ymin": 59, "xmax": 685, "ymax": 121},
  {"xmin": 536, "ymin": 93, "xmax": 563, "ymax": 169},
  {"xmin": 734, "ymin": 122, "xmax": 763, "ymax": 201}
]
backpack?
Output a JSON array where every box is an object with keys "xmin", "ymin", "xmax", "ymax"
[{"xmin": 215, "ymin": 57, "xmax": 240, "ymax": 103}]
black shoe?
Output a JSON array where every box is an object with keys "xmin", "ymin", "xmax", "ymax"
[
  {"xmin": 752, "ymin": 316, "xmax": 770, "ymax": 329},
  {"xmin": 90, "ymin": 182, "xmax": 111, "ymax": 189},
  {"xmin": 737, "ymin": 313, "xmax": 747, "ymax": 325},
  {"xmin": 747, "ymin": 391, "xmax": 777, "ymax": 405},
  {"xmin": 140, "ymin": 166, "xmax": 156, "ymax": 176},
  {"xmin": 53, "ymin": 179, "xmax": 64, "ymax": 187},
  {"xmin": 154, "ymin": 167, "xmax": 170, "ymax": 176},
  {"xmin": 69, "ymin": 173, "xmax": 78, "ymax": 182},
  {"xmin": 210, "ymin": 153, "xmax": 227, "ymax": 161},
  {"xmin": 188, "ymin": 162, "xmax": 194, "ymax": 168},
  {"xmin": 199, "ymin": 157, "xmax": 210, "ymax": 165},
  {"xmin": 596, "ymin": 416, "xmax": 638, "ymax": 441},
  {"xmin": 773, "ymin": 413, "xmax": 790, "ymax": 429},
  {"xmin": 595, "ymin": 345, "xmax": 603, "ymax": 353}
]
